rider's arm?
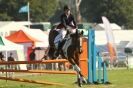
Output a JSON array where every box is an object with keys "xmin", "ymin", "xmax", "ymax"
[
  {"xmin": 61, "ymin": 15, "xmax": 67, "ymax": 28},
  {"xmin": 68, "ymin": 14, "xmax": 77, "ymax": 29},
  {"xmin": 71, "ymin": 15, "xmax": 77, "ymax": 28}
]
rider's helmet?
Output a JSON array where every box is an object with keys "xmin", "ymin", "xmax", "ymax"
[{"xmin": 63, "ymin": 5, "xmax": 70, "ymax": 11}]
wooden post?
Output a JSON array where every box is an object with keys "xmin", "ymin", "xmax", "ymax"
[{"xmin": 80, "ymin": 38, "xmax": 88, "ymax": 77}]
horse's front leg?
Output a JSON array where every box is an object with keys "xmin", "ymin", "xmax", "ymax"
[
  {"xmin": 67, "ymin": 58, "xmax": 82, "ymax": 87},
  {"xmin": 73, "ymin": 64, "xmax": 87, "ymax": 86},
  {"xmin": 73, "ymin": 64, "xmax": 82, "ymax": 87},
  {"xmin": 74, "ymin": 53, "xmax": 87, "ymax": 84}
]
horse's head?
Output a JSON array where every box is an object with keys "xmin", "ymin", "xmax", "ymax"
[{"xmin": 70, "ymin": 30, "xmax": 84, "ymax": 54}]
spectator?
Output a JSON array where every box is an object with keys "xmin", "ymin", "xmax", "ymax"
[
  {"xmin": 29, "ymin": 49, "xmax": 36, "ymax": 69},
  {"xmin": 8, "ymin": 53, "xmax": 15, "ymax": 61},
  {"xmin": 29, "ymin": 49, "xmax": 36, "ymax": 61},
  {"xmin": 0, "ymin": 52, "xmax": 4, "ymax": 61},
  {"xmin": 0, "ymin": 52, "xmax": 5, "ymax": 74},
  {"xmin": 7, "ymin": 53, "xmax": 15, "ymax": 69}
]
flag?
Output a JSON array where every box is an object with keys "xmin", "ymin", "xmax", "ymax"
[
  {"xmin": 19, "ymin": 5, "xmax": 29, "ymax": 13},
  {"xmin": 102, "ymin": 16, "xmax": 117, "ymax": 63}
]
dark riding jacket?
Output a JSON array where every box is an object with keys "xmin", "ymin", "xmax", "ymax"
[{"xmin": 60, "ymin": 13, "xmax": 76, "ymax": 29}]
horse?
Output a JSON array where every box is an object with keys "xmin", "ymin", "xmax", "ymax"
[{"xmin": 47, "ymin": 26, "xmax": 87, "ymax": 87}]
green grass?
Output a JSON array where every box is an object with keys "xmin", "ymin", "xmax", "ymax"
[{"xmin": 0, "ymin": 69, "xmax": 133, "ymax": 88}]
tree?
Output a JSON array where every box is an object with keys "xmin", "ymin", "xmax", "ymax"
[
  {"xmin": 0, "ymin": 0, "xmax": 59, "ymax": 22},
  {"xmin": 0, "ymin": 0, "xmax": 20, "ymax": 20},
  {"xmin": 0, "ymin": 0, "xmax": 133, "ymax": 29},
  {"xmin": 29, "ymin": 0, "xmax": 59, "ymax": 22},
  {"xmin": 80, "ymin": 0, "xmax": 133, "ymax": 28},
  {"xmin": 75, "ymin": 0, "xmax": 82, "ymax": 23},
  {"xmin": 0, "ymin": 13, "xmax": 12, "ymax": 21}
]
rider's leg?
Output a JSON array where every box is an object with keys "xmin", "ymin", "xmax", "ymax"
[
  {"xmin": 54, "ymin": 33, "xmax": 62, "ymax": 48},
  {"xmin": 61, "ymin": 29, "xmax": 67, "ymax": 39},
  {"xmin": 54, "ymin": 28, "xmax": 67, "ymax": 47},
  {"xmin": 54, "ymin": 29, "xmax": 67, "ymax": 56}
]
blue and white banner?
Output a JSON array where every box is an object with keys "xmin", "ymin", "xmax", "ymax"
[
  {"xmin": 102, "ymin": 16, "xmax": 117, "ymax": 62},
  {"xmin": 19, "ymin": 5, "xmax": 29, "ymax": 13}
]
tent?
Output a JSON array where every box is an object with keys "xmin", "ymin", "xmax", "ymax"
[
  {"xmin": 0, "ymin": 21, "xmax": 49, "ymax": 47},
  {"xmin": 126, "ymin": 42, "xmax": 133, "ymax": 48},
  {"xmin": 6, "ymin": 29, "xmax": 49, "ymax": 61},
  {"xmin": 95, "ymin": 23, "xmax": 121, "ymax": 30},
  {"xmin": 0, "ymin": 22, "xmax": 40, "ymax": 37},
  {"xmin": 0, "ymin": 36, "xmax": 26, "ymax": 70},
  {"xmin": 6, "ymin": 29, "xmax": 49, "ymax": 48},
  {"xmin": 23, "ymin": 29, "xmax": 49, "ymax": 48},
  {"xmin": 6, "ymin": 30, "xmax": 37, "ymax": 43},
  {"xmin": 0, "ymin": 22, "xmax": 29, "ymax": 37},
  {"xmin": 0, "ymin": 37, "xmax": 4, "ymax": 45},
  {"xmin": 95, "ymin": 30, "xmax": 133, "ymax": 45},
  {"xmin": 6, "ymin": 30, "xmax": 39, "ymax": 61}
]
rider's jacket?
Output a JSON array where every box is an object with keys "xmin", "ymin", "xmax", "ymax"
[{"xmin": 57, "ymin": 13, "xmax": 76, "ymax": 29}]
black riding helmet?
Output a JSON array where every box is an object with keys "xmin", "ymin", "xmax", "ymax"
[{"xmin": 64, "ymin": 5, "xmax": 70, "ymax": 11}]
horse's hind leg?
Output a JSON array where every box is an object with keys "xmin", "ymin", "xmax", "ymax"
[{"xmin": 67, "ymin": 58, "xmax": 82, "ymax": 87}]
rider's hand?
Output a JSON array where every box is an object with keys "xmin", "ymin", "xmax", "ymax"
[{"xmin": 66, "ymin": 25, "xmax": 70, "ymax": 29}]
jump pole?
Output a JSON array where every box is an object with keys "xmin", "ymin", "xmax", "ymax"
[
  {"xmin": 0, "ymin": 77, "xmax": 64, "ymax": 86},
  {"xmin": 0, "ymin": 59, "xmax": 86, "ymax": 65},
  {"xmin": 0, "ymin": 69, "xmax": 76, "ymax": 74},
  {"xmin": 87, "ymin": 28, "xmax": 109, "ymax": 84},
  {"xmin": 88, "ymin": 29, "xmax": 97, "ymax": 83}
]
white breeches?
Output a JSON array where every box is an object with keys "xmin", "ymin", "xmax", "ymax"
[
  {"xmin": 54, "ymin": 27, "xmax": 76, "ymax": 48},
  {"xmin": 54, "ymin": 28, "xmax": 67, "ymax": 47}
]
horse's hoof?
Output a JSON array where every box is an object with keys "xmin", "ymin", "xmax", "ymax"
[
  {"xmin": 82, "ymin": 80, "xmax": 87, "ymax": 84},
  {"xmin": 82, "ymin": 79, "xmax": 87, "ymax": 84},
  {"xmin": 78, "ymin": 82, "xmax": 82, "ymax": 87},
  {"xmin": 79, "ymin": 84, "xmax": 82, "ymax": 87},
  {"xmin": 80, "ymin": 77, "xmax": 87, "ymax": 84},
  {"xmin": 78, "ymin": 78, "xmax": 82, "ymax": 87}
]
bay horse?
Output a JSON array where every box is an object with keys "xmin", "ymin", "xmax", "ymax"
[{"xmin": 47, "ymin": 26, "xmax": 87, "ymax": 87}]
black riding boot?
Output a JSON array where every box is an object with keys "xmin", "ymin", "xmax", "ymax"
[
  {"xmin": 55, "ymin": 39, "xmax": 66, "ymax": 57},
  {"xmin": 55, "ymin": 41, "xmax": 62, "ymax": 57}
]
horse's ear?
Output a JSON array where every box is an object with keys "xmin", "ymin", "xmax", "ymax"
[{"xmin": 80, "ymin": 30, "xmax": 84, "ymax": 36}]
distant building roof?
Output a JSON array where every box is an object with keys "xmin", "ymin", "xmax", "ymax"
[
  {"xmin": 0, "ymin": 21, "xmax": 12, "ymax": 28},
  {"xmin": 0, "ymin": 21, "xmax": 32, "ymax": 28},
  {"xmin": 94, "ymin": 23, "xmax": 121, "ymax": 30},
  {"xmin": 95, "ymin": 30, "xmax": 133, "ymax": 45}
]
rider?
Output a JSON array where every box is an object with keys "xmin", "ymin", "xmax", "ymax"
[
  {"xmin": 60, "ymin": 5, "xmax": 77, "ymax": 32},
  {"xmin": 54, "ymin": 5, "xmax": 77, "ymax": 56}
]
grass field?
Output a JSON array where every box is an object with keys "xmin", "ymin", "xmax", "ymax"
[{"xmin": 0, "ymin": 69, "xmax": 133, "ymax": 88}]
